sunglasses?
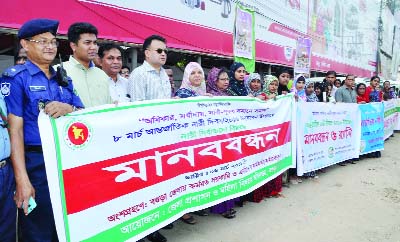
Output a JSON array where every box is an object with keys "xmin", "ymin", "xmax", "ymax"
[{"xmin": 148, "ymin": 48, "xmax": 168, "ymax": 54}]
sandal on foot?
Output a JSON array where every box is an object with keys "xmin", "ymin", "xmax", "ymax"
[
  {"xmin": 229, "ymin": 209, "xmax": 237, "ymax": 215},
  {"xmin": 180, "ymin": 215, "xmax": 196, "ymax": 225},
  {"xmin": 222, "ymin": 212, "xmax": 236, "ymax": 219},
  {"xmin": 193, "ymin": 209, "xmax": 208, "ymax": 216}
]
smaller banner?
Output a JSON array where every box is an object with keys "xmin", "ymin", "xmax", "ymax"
[
  {"xmin": 294, "ymin": 37, "xmax": 312, "ymax": 74},
  {"xmin": 395, "ymin": 99, "xmax": 400, "ymax": 130},
  {"xmin": 384, "ymin": 99, "xmax": 398, "ymax": 139},
  {"xmin": 359, "ymin": 102, "xmax": 384, "ymax": 155},
  {"xmin": 234, "ymin": 4, "xmax": 255, "ymax": 72},
  {"xmin": 296, "ymin": 102, "xmax": 361, "ymax": 175}
]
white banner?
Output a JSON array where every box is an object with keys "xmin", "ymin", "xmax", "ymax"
[
  {"xmin": 296, "ymin": 102, "xmax": 361, "ymax": 175},
  {"xmin": 39, "ymin": 95, "xmax": 295, "ymax": 242},
  {"xmin": 384, "ymin": 99, "xmax": 398, "ymax": 139}
]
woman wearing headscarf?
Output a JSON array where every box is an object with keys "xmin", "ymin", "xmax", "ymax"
[
  {"xmin": 262, "ymin": 75, "xmax": 279, "ymax": 100},
  {"xmin": 248, "ymin": 74, "xmax": 284, "ymax": 203},
  {"xmin": 227, "ymin": 62, "xmax": 248, "ymax": 96},
  {"xmin": 206, "ymin": 67, "xmax": 239, "ymax": 219},
  {"xmin": 366, "ymin": 76, "xmax": 382, "ymax": 103},
  {"xmin": 175, "ymin": 62, "xmax": 210, "ymax": 224},
  {"xmin": 305, "ymin": 80, "xmax": 320, "ymax": 102},
  {"xmin": 206, "ymin": 67, "xmax": 230, "ymax": 96},
  {"xmin": 302, "ymin": 79, "xmax": 319, "ymax": 178},
  {"xmin": 356, "ymin": 83, "xmax": 369, "ymax": 104},
  {"xmin": 291, "ymin": 74, "xmax": 307, "ymax": 102},
  {"xmin": 175, "ymin": 62, "xmax": 208, "ymax": 98},
  {"xmin": 245, "ymin": 73, "xmax": 265, "ymax": 99},
  {"xmin": 276, "ymin": 68, "xmax": 291, "ymax": 95}
]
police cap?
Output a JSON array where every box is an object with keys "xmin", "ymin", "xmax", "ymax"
[{"xmin": 18, "ymin": 18, "xmax": 59, "ymax": 39}]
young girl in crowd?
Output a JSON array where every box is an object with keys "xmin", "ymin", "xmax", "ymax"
[
  {"xmin": 247, "ymin": 74, "xmax": 283, "ymax": 202},
  {"xmin": 277, "ymin": 68, "xmax": 291, "ymax": 95},
  {"xmin": 326, "ymin": 83, "xmax": 335, "ymax": 102},
  {"xmin": 289, "ymin": 75, "xmax": 307, "ymax": 184},
  {"xmin": 245, "ymin": 73, "xmax": 265, "ymax": 100},
  {"xmin": 227, "ymin": 62, "xmax": 247, "ymax": 96},
  {"xmin": 260, "ymin": 75, "xmax": 283, "ymax": 194},
  {"xmin": 366, "ymin": 76, "xmax": 382, "ymax": 102},
  {"xmin": 314, "ymin": 83, "xmax": 324, "ymax": 102},
  {"xmin": 334, "ymin": 79, "xmax": 342, "ymax": 88},
  {"xmin": 305, "ymin": 80, "xmax": 319, "ymax": 102},
  {"xmin": 262, "ymin": 75, "xmax": 279, "ymax": 100},
  {"xmin": 291, "ymin": 74, "xmax": 307, "ymax": 102},
  {"xmin": 302, "ymin": 80, "xmax": 319, "ymax": 178}
]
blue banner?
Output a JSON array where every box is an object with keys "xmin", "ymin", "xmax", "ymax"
[{"xmin": 359, "ymin": 103, "xmax": 384, "ymax": 155}]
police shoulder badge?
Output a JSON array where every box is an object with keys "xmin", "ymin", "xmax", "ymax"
[{"xmin": 1, "ymin": 83, "xmax": 11, "ymax": 96}]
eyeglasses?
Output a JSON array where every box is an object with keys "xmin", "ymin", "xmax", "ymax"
[
  {"xmin": 148, "ymin": 48, "xmax": 168, "ymax": 54},
  {"xmin": 167, "ymin": 74, "xmax": 173, "ymax": 77},
  {"xmin": 218, "ymin": 78, "xmax": 229, "ymax": 81},
  {"xmin": 17, "ymin": 56, "xmax": 27, "ymax": 60},
  {"xmin": 27, "ymin": 39, "xmax": 59, "ymax": 48}
]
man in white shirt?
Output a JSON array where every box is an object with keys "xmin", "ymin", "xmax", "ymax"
[
  {"xmin": 128, "ymin": 35, "xmax": 171, "ymax": 101},
  {"xmin": 98, "ymin": 43, "xmax": 130, "ymax": 103},
  {"xmin": 128, "ymin": 35, "xmax": 170, "ymax": 242}
]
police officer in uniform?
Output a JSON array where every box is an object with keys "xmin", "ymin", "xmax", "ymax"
[
  {"xmin": 0, "ymin": 94, "xmax": 16, "ymax": 242},
  {"xmin": 1, "ymin": 18, "xmax": 84, "ymax": 241}
]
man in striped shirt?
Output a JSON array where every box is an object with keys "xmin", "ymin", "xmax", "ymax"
[{"xmin": 128, "ymin": 35, "xmax": 171, "ymax": 102}]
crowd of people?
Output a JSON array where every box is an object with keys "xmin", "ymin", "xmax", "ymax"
[{"xmin": 0, "ymin": 18, "xmax": 396, "ymax": 242}]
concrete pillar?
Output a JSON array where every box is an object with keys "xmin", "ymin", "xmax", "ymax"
[
  {"xmin": 197, "ymin": 55, "xmax": 201, "ymax": 65},
  {"xmin": 130, "ymin": 48, "xmax": 138, "ymax": 70}
]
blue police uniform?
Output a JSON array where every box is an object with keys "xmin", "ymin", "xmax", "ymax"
[
  {"xmin": 2, "ymin": 60, "xmax": 83, "ymax": 241},
  {"xmin": 0, "ymin": 95, "xmax": 16, "ymax": 242}
]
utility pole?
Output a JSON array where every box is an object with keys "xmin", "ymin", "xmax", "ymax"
[{"xmin": 376, "ymin": 0, "xmax": 384, "ymax": 75}]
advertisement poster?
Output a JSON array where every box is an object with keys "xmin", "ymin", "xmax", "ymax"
[
  {"xmin": 294, "ymin": 37, "xmax": 312, "ymax": 74},
  {"xmin": 234, "ymin": 4, "xmax": 255, "ymax": 72},
  {"xmin": 39, "ymin": 96, "xmax": 295, "ymax": 242},
  {"xmin": 234, "ymin": 5, "xmax": 253, "ymax": 59},
  {"xmin": 308, "ymin": 0, "xmax": 379, "ymax": 73}
]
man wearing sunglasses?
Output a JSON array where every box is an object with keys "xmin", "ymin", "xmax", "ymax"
[
  {"xmin": 128, "ymin": 35, "xmax": 170, "ymax": 242},
  {"xmin": 1, "ymin": 18, "xmax": 84, "ymax": 242},
  {"xmin": 128, "ymin": 35, "xmax": 171, "ymax": 101}
]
